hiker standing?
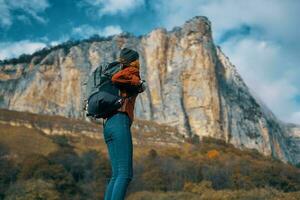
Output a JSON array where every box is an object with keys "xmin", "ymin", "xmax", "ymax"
[{"xmin": 102, "ymin": 48, "xmax": 146, "ymax": 200}]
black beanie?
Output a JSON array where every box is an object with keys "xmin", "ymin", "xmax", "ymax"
[{"xmin": 119, "ymin": 48, "xmax": 139, "ymax": 64}]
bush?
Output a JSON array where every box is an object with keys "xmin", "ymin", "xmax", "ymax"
[
  {"xmin": 183, "ymin": 180, "xmax": 213, "ymax": 194},
  {"xmin": 0, "ymin": 144, "xmax": 19, "ymax": 199},
  {"xmin": 18, "ymin": 154, "xmax": 49, "ymax": 180},
  {"xmin": 207, "ymin": 149, "xmax": 220, "ymax": 159},
  {"xmin": 5, "ymin": 179, "xmax": 60, "ymax": 200}
]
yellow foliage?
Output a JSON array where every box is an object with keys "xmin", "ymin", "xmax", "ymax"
[{"xmin": 207, "ymin": 149, "xmax": 220, "ymax": 159}]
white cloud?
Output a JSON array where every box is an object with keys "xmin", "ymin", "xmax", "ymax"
[
  {"xmin": 199, "ymin": 0, "xmax": 296, "ymax": 41},
  {"xmin": 81, "ymin": 0, "xmax": 144, "ymax": 17},
  {"xmin": 221, "ymin": 37, "xmax": 300, "ymax": 124},
  {"xmin": 102, "ymin": 26, "xmax": 123, "ymax": 36},
  {"xmin": 72, "ymin": 25, "xmax": 122, "ymax": 38},
  {"xmin": 0, "ymin": 0, "xmax": 11, "ymax": 26},
  {"xmin": 0, "ymin": 0, "xmax": 49, "ymax": 27},
  {"xmin": 0, "ymin": 40, "xmax": 46, "ymax": 60},
  {"xmin": 154, "ymin": 0, "xmax": 300, "ymax": 43},
  {"xmin": 0, "ymin": 25, "xmax": 122, "ymax": 61},
  {"xmin": 291, "ymin": 112, "xmax": 300, "ymax": 124}
]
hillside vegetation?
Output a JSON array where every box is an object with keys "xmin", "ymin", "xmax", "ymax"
[
  {"xmin": 0, "ymin": 109, "xmax": 299, "ymax": 199},
  {"xmin": 0, "ymin": 34, "xmax": 120, "ymax": 66}
]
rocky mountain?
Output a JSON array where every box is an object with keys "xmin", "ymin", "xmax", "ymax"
[{"xmin": 0, "ymin": 16, "xmax": 299, "ymax": 165}]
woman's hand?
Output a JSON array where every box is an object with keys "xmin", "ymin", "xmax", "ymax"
[{"xmin": 137, "ymin": 80, "xmax": 147, "ymax": 93}]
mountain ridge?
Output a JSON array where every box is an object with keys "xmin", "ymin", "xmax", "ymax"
[{"xmin": 0, "ymin": 16, "xmax": 299, "ymax": 165}]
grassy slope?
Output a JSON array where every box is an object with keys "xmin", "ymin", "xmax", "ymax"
[
  {"xmin": 0, "ymin": 124, "xmax": 58, "ymax": 160},
  {"xmin": 0, "ymin": 108, "xmax": 185, "ymax": 161}
]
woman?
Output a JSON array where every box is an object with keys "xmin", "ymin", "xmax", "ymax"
[{"xmin": 103, "ymin": 48, "xmax": 146, "ymax": 200}]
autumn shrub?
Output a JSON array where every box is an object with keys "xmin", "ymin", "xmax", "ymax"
[
  {"xmin": 127, "ymin": 187, "xmax": 300, "ymax": 200},
  {"xmin": 4, "ymin": 179, "xmax": 60, "ymax": 200},
  {"xmin": 18, "ymin": 154, "xmax": 50, "ymax": 180},
  {"xmin": 2, "ymin": 147, "xmax": 110, "ymax": 199},
  {"xmin": 207, "ymin": 149, "xmax": 220, "ymax": 159},
  {"xmin": 1, "ymin": 132, "xmax": 300, "ymax": 199}
]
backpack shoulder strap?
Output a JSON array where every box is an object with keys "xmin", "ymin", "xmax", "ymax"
[
  {"xmin": 93, "ymin": 64, "xmax": 103, "ymax": 87},
  {"xmin": 94, "ymin": 62, "xmax": 112, "ymax": 87},
  {"xmin": 102, "ymin": 61, "xmax": 123, "ymax": 78}
]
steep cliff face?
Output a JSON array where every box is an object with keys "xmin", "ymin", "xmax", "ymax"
[
  {"xmin": 216, "ymin": 48, "xmax": 297, "ymax": 164},
  {"xmin": 0, "ymin": 16, "xmax": 299, "ymax": 165}
]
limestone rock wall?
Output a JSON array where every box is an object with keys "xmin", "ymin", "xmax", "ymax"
[{"xmin": 0, "ymin": 16, "xmax": 298, "ymax": 165}]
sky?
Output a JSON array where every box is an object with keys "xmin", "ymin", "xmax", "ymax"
[{"xmin": 0, "ymin": 0, "xmax": 299, "ymax": 124}]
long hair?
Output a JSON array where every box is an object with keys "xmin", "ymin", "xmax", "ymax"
[{"xmin": 118, "ymin": 58, "xmax": 140, "ymax": 70}]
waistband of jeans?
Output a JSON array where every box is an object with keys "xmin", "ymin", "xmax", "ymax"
[{"xmin": 106, "ymin": 111, "xmax": 128, "ymax": 120}]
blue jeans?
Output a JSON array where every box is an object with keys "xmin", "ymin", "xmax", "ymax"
[{"xmin": 103, "ymin": 112, "xmax": 133, "ymax": 200}]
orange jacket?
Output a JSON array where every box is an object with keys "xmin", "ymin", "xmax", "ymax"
[{"xmin": 111, "ymin": 66, "xmax": 141, "ymax": 123}]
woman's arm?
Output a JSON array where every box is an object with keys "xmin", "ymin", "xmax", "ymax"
[{"xmin": 111, "ymin": 67, "xmax": 141, "ymax": 86}]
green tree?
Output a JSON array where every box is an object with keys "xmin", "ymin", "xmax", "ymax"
[{"xmin": 0, "ymin": 144, "xmax": 18, "ymax": 199}]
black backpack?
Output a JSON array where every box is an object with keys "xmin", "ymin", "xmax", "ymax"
[{"xmin": 83, "ymin": 61, "xmax": 128, "ymax": 119}]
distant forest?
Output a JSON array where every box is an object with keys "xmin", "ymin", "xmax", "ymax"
[{"xmin": 0, "ymin": 33, "xmax": 136, "ymax": 66}]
